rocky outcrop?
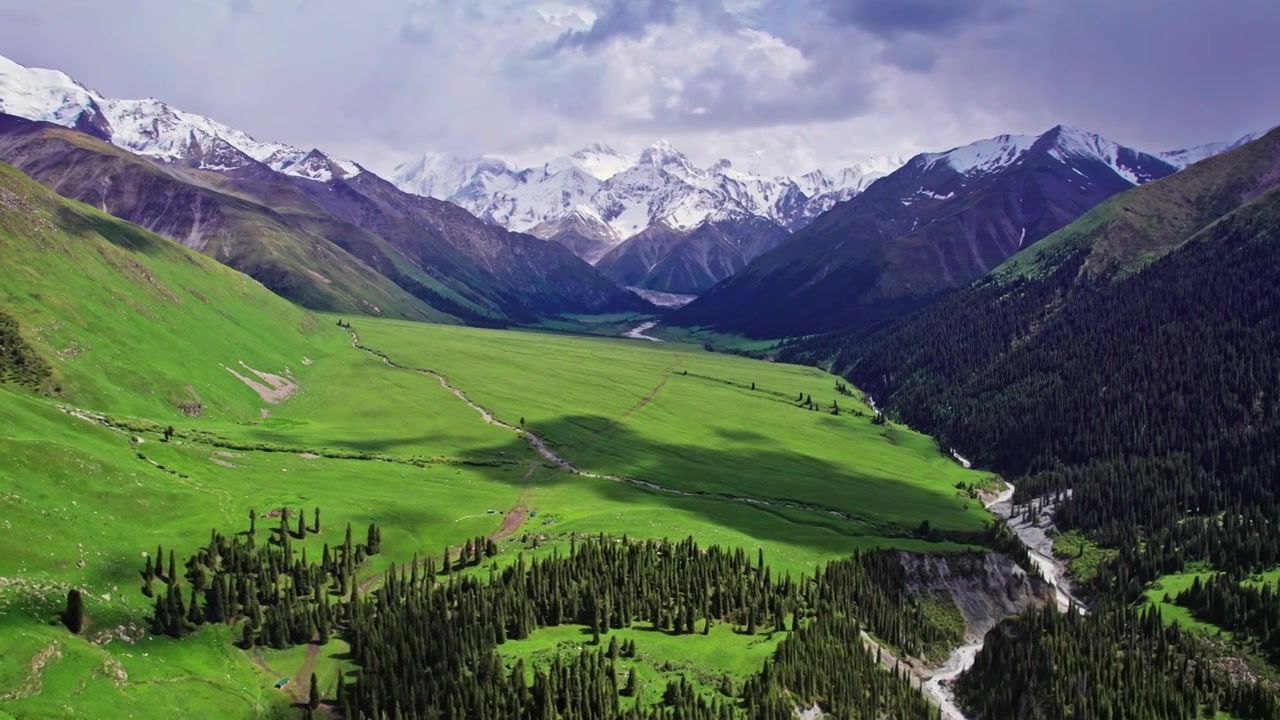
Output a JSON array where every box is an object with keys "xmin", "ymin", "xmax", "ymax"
[{"xmin": 897, "ymin": 551, "xmax": 1053, "ymax": 638}]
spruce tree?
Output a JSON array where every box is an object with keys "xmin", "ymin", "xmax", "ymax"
[{"xmin": 623, "ymin": 669, "xmax": 638, "ymax": 697}]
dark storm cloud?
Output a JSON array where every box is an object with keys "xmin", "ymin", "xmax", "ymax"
[{"xmin": 821, "ymin": 0, "xmax": 1026, "ymax": 37}]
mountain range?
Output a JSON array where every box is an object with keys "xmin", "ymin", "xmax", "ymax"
[
  {"xmin": 2, "ymin": 52, "xmax": 1269, "ymax": 337},
  {"xmin": 0, "ymin": 54, "xmax": 647, "ymax": 324},
  {"xmin": 391, "ymin": 143, "xmax": 903, "ymax": 293},
  {"xmin": 671, "ymin": 124, "xmax": 1188, "ymax": 337}
]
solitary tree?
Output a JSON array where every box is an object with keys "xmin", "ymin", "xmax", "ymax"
[
  {"xmin": 309, "ymin": 672, "xmax": 321, "ymax": 710},
  {"xmin": 63, "ymin": 588, "xmax": 85, "ymax": 634},
  {"xmin": 623, "ymin": 670, "xmax": 639, "ymax": 697},
  {"xmin": 313, "ymin": 507, "xmax": 321, "ymax": 534},
  {"xmin": 163, "ymin": 425, "xmax": 175, "ymax": 442},
  {"xmin": 248, "ymin": 509, "xmax": 256, "ymax": 536}
]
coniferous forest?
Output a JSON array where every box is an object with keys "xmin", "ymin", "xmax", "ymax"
[
  {"xmin": 145, "ymin": 511, "xmax": 972, "ymax": 718},
  {"xmin": 782, "ymin": 147, "xmax": 1280, "ymax": 715},
  {"xmin": 954, "ymin": 606, "xmax": 1280, "ymax": 719}
]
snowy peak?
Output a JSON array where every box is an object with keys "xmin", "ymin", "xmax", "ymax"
[
  {"xmin": 1042, "ymin": 124, "xmax": 1171, "ymax": 184},
  {"xmin": 636, "ymin": 139, "xmax": 698, "ymax": 178},
  {"xmin": 917, "ymin": 125, "xmax": 1173, "ymax": 186},
  {"xmin": 391, "ymin": 152, "xmax": 514, "ymax": 200},
  {"xmin": 0, "ymin": 53, "xmax": 362, "ymax": 183},
  {"xmin": 392, "ymin": 139, "xmax": 904, "ymax": 258},
  {"xmin": 922, "ymin": 132, "xmax": 1038, "ymax": 176},
  {"xmin": 1160, "ymin": 127, "xmax": 1277, "ymax": 169},
  {"xmin": 567, "ymin": 143, "xmax": 633, "ymax": 180},
  {"xmin": 0, "ymin": 54, "xmax": 100, "ymax": 128}
]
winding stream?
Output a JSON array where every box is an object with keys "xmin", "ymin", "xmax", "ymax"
[{"xmin": 919, "ymin": 484, "xmax": 1087, "ymax": 719}]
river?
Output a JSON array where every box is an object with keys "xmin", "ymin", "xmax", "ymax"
[
  {"xmin": 918, "ymin": 483, "xmax": 1086, "ymax": 719},
  {"xmin": 622, "ymin": 321, "xmax": 662, "ymax": 342}
]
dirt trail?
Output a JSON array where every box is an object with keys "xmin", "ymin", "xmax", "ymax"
[
  {"xmin": 292, "ymin": 639, "xmax": 321, "ymax": 705},
  {"xmin": 346, "ymin": 329, "xmax": 877, "ymax": 528}
]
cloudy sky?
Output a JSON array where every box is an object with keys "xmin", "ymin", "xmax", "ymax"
[{"xmin": 1, "ymin": 0, "xmax": 1277, "ymax": 176}]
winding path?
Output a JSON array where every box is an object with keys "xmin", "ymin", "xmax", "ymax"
[{"xmin": 346, "ymin": 330, "xmax": 872, "ymax": 525}]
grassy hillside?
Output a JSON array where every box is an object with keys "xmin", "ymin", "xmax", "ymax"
[
  {"xmin": 0, "ymin": 161, "xmax": 341, "ymax": 419},
  {"xmin": 0, "ymin": 121, "xmax": 447, "ymax": 324},
  {"xmin": 1003, "ymin": 126, "xmax": 1280, "ymax": 279},
  {"xmin": 0, "ymin": 161, "xmax": 998, "ymax": 717}
]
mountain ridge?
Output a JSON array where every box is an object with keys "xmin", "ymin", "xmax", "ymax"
[
  {"xmin": 0, "ymin": 55, "xmax": 648, "ymax": 324},
  {"xmin": 391, "ymin": 142, "xmax": 904, "ymax": 260},
  {"xmin": 671, "ymin": 124, "xmax": 1181, "ymax": 338}
]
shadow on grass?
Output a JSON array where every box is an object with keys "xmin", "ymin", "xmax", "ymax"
[{"xmin": 440, "ymin": 412, "xmax": 993, "ymax": 554}]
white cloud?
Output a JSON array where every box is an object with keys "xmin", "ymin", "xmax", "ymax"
[{"xmin": 0, "ymin": 0, "xmax": 1274, "ymax": 178}]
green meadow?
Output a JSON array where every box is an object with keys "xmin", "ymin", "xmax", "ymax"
[{"xmin": 0, "ymin": 160, "xmax": 996, "ymax": 717}]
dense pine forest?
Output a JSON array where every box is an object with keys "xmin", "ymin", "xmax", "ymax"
[
  {"xmin": 1175, "ymin": 574, "xmax": 1280, "ymax": 665},
  {"xmin": 145, "ymin": 511, "xmax": 993, "ymax": 718},
  {"xmin": 798, "ymin": 190, "xmax": 1280, "ymax": 596},
  {"xmin": 955, "ymin": 606, "xmax": 1280, "ymax": 719},
  {"xmin": 781, "ymin": 138, "xmax": 1280, "ymax": 715}
]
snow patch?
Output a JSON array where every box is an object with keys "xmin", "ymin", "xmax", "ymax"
[
  {"xmin": 922, "ymin": 133, "xmax": 1037, "ymax": 176},
  {"xmin": 1048, "ymin": 125, "xmax": 1142, "ymax": 184}
]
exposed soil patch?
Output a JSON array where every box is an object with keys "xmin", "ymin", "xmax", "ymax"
[
  {"xmin": 222, "ymin": 361, "xmax": 297, "ymax": 404},
  {"xmin": 0, "ymin": 642, "xmax": 62, "ymax": 701}
]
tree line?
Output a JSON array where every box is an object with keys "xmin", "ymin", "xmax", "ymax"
[{"xmin": 141, "ymin": 514, "xmax": 969, "ymax": 718}]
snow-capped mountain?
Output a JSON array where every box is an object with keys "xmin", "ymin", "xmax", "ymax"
[
  {"xmin": 674, "ymin": 125, "xmax": 1181, "ymax": 337},
  {"xmin": 0, "ymin": 53, "xmax": 648, "ymax": 322},
  {"xmin": 1160, "ymin": 128, "xmax": 1276, "ymax": 169},
  {"xmin": 391, "ymin": 141, "xmax": 906, "ymax": 262},
  {"xmin": 0, "ymin": 54, "xmax": 361, "ymax": 182},
  {"xmin": 918, "ymin": 125, "xmax": 1171, "ymax": 185}
]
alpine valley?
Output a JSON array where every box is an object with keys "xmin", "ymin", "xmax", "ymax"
[{"xmin": 2, "ymin": 29, "xmax": 1280, "ymax": 720}]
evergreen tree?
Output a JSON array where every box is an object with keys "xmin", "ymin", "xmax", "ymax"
[{"xmin": 63, "ymin": 588, "xmax": 85, "ymax": 634}]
